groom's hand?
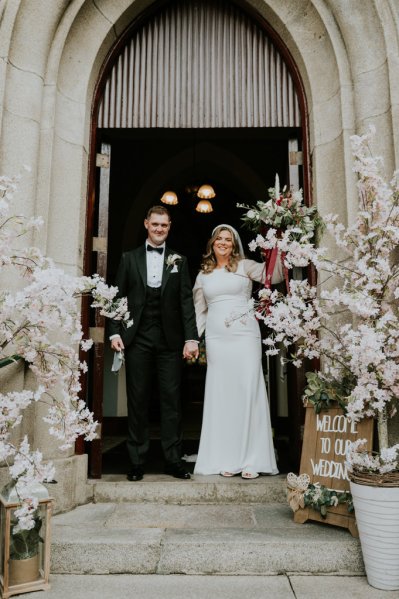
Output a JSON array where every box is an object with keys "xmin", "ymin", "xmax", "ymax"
[
  {"xmin": 111, "ymin": 336, "xmax": 125, "ymax": 352},
  {"xmin": 183, "ymin": 341, "xmax": 199, "ymax": 360}
]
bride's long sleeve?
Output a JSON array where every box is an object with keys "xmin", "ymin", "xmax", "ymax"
[
  {"xmin": 193, "ymin": 273, "xmax": 208, "ymax": 337},
  {"xmin": 242, "ymin": 255, "xmax": 284, "ymax": 285}
]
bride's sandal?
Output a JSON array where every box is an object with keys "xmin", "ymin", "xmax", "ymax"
[
  {"xmin": 220, "ymin": 471, "xmax": 236, "ymax": 477},
  {"xmin": 241, "ymin": 471, "xmax": 259, "ymax": 479}
]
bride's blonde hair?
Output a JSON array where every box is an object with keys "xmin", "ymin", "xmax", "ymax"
[{"xmin": 200, "ymin": 226, "xmax": 242, "ymax": 274}]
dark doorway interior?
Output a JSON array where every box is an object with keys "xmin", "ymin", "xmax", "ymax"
[{"xmin": 99, "ymin": 127, "xmax": 302, "ymax": 474}]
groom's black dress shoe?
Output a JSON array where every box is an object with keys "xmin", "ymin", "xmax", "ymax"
[
  {"xmin": 127, "ymin": 466, "xmax": 144, "ymax": 481},
  {"xmin": 164, "ymin": 462, "xmax": 191, "ymax": 479}
]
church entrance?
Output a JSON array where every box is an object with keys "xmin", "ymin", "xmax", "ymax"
[{"xmin": 85, "ymin": 0, "xmax": 310, "ymax": 477}]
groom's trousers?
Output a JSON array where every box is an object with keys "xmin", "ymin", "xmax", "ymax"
[{"xmin": 124, "ymin": 286, "xmax": 183, "ymax": 466}]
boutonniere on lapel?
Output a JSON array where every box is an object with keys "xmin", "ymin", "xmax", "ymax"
[{"xmin": 166, "ymin": 253, "xmax": 182, "ymax": 273}]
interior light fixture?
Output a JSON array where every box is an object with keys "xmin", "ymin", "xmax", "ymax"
[
  {"xmin": 160, "ymin": 190, "xmax": 178, "ymax": 205},
  {"xmin": 195, "ymin": 199, "xmax": 213, "ymax": 213},
  {"xmin": 197, "ymin": 184, "xmax": 216, "ymax": 199}
]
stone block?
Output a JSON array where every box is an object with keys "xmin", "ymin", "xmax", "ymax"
[
  {"xmin": 354, "ymin": 63, "xmax": 391, "ymax": 124},
  {"xmin": 51, "ymin": 526, "xmax": 163, "ymax": 574},
  {"xmin": 54, "ymin": 92, "xmax": 86, "ymax": 147},
  {"xmin": 45, "ymin": 136, "xmax": 87, "ymax": 267},
  {"xmin": 57, "ymin": 3, "xmax": 116, "ymax": 104},
  {"xmin": 157, "ymin": 527, "xmax": 363, "ymax": 575},
  {"xmin": 312, "ymin": 135, "xmax": 347, "ymax": 221},
  {"xmin": 7, "ymin": 1, "xmax": 65, "ymax": 76},
  {"xmin": 92, "ymin": 474, "xmax": 287, "ymax": 504},
  {"xmin": 49, "ymin": 454, "xmax": 93, "ymax": 515},
  {"xmin": 4, "ymin": 65, "xmax": 43, "ymax": 123}
]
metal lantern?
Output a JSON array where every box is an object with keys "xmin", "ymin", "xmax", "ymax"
[
  {"xmin": 160, "ymin": 191, "xmax": 178, "ymax": 205},
  {"xmin": 0, "ymin": 483, "xmax": 52, "ymax": 598},
  {"xmin": 195, "ymin": 199, "xmax": 213, "ymax": 213},
  {"xmin": 197, "ymin": 184, "xmax": 216, "ymax": 199}
]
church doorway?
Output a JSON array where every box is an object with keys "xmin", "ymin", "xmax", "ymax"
[{"xmin": 85, "ymin": 0, "xmax": 310, "ymax": 477}]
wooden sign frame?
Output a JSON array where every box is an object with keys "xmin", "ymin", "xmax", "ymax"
[{"xmin": 294, "ymin": 403, "xmax": 373, "ymax": 537}]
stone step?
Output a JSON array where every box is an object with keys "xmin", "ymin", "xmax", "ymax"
[
  {"xmin": 91, "ymin": 474, "xmax": 287, "ymax": 504},
  {"xmin": 51, "ymin": 502, "xmax": 364, "ymax": 575}
]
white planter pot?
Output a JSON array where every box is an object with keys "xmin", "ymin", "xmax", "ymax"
[{"xmin": 350, "ymin": 481, "xmax": 399, "ymax": 590}]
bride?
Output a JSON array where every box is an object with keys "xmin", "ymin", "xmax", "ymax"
[{"xmin": 193, "ymin": 224, "xmax": 282, "ymax": 479}]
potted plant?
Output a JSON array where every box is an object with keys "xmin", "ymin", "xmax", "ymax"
[
  {"xmin": 8, "ymin": 512, "xmax": 43, "ymax": 585},
  {"xmin": 241, "ymin": 126, "xmax": 399, "ymax": 590}
]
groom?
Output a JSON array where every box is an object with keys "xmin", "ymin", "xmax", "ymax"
[{"xmin": 109, "ymin": 205, "xmax": 199, "ymax": 481}]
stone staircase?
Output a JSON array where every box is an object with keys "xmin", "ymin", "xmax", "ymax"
[{"xmin": 50, "ymin": 474, "xmax": 364, "ymax": 576}]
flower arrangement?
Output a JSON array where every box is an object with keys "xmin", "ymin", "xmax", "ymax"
[
  {"xmin": 9, "ymin": 510, "xmax": 43, "ymax": 560},
  {"xmin": 345, "ymin": 439, "xmax": 399, "ymax": 483},
  {"xmin": 255, "ymin": 125, "xmax": 399, "ymax": 479},
  {"xmin": 238, "ymin": 175, "xmax": 323, "ymax": 269},
  {"xmin": 303, "ymin": 483, "xmax": 353, "ymax": 518},
  {"xmin": 0, "ymin": 170, "xmax": 132, "ymax": 530},
  {"xmin": 286, "ymin": 473, "xmax": 353, "ymax": 518}
]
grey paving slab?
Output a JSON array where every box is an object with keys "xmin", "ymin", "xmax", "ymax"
[
  {"xmin": 21, "ymin": 574, "xmax": 395, "ymax": 599},
  {"xmin": 21, "ymin": 574, "xmax": 295, "ymax": 599},
  {"xmin": 291, "ymin": 575, "xmax": 399, "ymax": 599}
]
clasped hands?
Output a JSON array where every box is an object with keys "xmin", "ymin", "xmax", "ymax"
[{"xmin": 183, "ymin": 340, "xmax": 199, "ymax": 361}]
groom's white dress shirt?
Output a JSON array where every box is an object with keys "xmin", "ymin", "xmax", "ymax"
[{"xmin": 146, "ymin": 241, "xmax": 165, "ymax": 288}]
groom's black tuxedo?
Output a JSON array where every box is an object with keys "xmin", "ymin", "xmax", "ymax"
[
  {"xmin": 109, "ymin": 244, "xmax": 198, "ymax": 467},
  {"xmin": 109, "ymin": 245, "xmax": 198, "ymax": 347}
]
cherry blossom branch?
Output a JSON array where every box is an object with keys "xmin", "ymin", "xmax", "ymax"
[{"xmin": 0, "ymin": 171, "xmax": 133, "ymax": 529}]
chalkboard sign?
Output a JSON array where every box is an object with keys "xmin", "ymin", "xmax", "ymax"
[{"xmin": 294, "ymin": 403, "xmax": 373, "ymax": 536}]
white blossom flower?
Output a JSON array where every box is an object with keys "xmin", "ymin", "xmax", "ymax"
[
  {"xmin": 244, "ymin": 126, "xmax": 399, "ymax": 470},
  {"xmin": 0, "ymin": 172, "xmax": 132, "ymax": 529}
]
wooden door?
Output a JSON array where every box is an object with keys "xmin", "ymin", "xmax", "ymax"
[
  {"xmin": 286, "ymin": 137, "xmax": 306, "ymax": 469},
  {"xmin": 267, "ymin": 138, "xmax": 305, "ymax": 471},
  {"xmin": 88, "ymin": 142, "xmax": 111, "ymax": 478}
]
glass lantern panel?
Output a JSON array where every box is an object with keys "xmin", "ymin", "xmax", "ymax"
[{"xmin": 9, "ymin": 504, "xmax": 47, "ymax": 586}]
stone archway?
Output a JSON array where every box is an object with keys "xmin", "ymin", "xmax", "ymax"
[{"xmin": 1, "ymin": 0, "xmax": 398, "ymax": 503}]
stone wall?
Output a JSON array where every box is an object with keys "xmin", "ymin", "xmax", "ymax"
[{"xmin": 0, "ymin": 0, "xmax": 398, "ymax": 511}]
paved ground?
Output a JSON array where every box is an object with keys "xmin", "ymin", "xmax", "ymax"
[{"xmin": 21, "ymin": 574, "xmax": 399, "ymax": 598}]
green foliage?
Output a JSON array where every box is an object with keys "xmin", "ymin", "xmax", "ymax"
[
  {"xmin": 0, "ymin": 355, "xmax": 22, "ymax": 369},
  {"xmin": 303, "ymin": 483, "xmax": 354, "ymax": 518},
  {"xmin": 303, "ymin": 371, "xmax": 355, "ymax": 414},
  {"xmin": 10, "ymin": 514, "xmax": 43, "ymax": 560}
]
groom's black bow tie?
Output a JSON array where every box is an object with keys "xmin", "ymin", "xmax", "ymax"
[{"xmin": 147, "ymin": 245, "xmax": 163, "ymax": 254}]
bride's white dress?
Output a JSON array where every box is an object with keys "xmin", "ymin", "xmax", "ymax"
[{"xmin": 193, "ymin": 259, "xmax": 280, "ymax": 475}]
